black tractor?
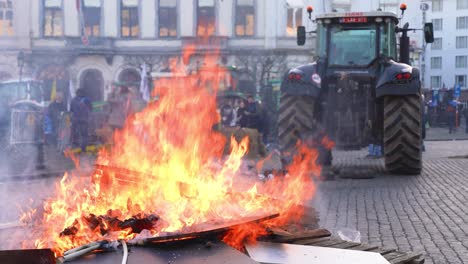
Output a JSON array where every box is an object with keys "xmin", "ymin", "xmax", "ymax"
[{"xmin": 278, "ymin": 6, "xmax": 434, "ymax": 175}]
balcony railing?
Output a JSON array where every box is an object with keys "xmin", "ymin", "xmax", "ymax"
[{"xmin": 181, "ymin": 36, "xmax": 228, "ymax": 51}]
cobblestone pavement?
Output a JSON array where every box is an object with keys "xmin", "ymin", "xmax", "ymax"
[{"xmin": 312, "ymin": 140, "xmax": 468, "ymax": 264}]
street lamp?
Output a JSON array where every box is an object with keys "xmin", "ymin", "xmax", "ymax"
[{"xmin": 17, "ymin": 50, "xmax": 24, "ymax": 83}]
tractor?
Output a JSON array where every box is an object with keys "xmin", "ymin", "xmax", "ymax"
[{"xmin": 278, "ymin": 5, "xmax": 434, "ymax": 174}]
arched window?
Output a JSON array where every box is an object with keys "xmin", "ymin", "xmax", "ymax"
[
  {"xmin": 80, "ymin": 69, "xmax": 104, "ymax": 102},
  {"xmin": 118, "ymin": 68, "xmax": 141, "ymax": 86}
]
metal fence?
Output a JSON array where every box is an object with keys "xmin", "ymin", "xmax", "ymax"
[{"xmin": 10, "ymin": 107, "xmax": 44, "ymax": 145}]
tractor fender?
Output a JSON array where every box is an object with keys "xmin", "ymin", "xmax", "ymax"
[
  {"xmin": 280, "ymin": 63, "xmax": 322, "ymax": 97},
  {"xmin": 376, "ymin": 60, "xmax": 421, "ymax": 98}
]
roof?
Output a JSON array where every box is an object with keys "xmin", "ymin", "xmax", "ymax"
[{"xmin": 316, "ymin": 11, "xmax": 398, "ymax": 21}]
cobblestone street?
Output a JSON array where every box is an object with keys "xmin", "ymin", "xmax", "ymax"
[{"xmin": 313, "ymin": 140, "xmax": 468, "ymax": 264}]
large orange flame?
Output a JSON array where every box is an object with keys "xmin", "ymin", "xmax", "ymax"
[{"xmin": 20, "ymin": 45, "xmax": 321, "ymax": 256}]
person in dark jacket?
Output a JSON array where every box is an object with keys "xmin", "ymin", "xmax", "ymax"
[
  {"xmin": 237, "ymin": 100, "xmax": 248, "ymax": 127},
  {"xmin": 70, "ymin": 89, "xmax": 92, "ymax": 152},
  {"xmin": 245, "ymin": 95, "xmax": 258, "ymax": 129},
  {"xmin": 463, "ymin": 106, "xmax": 468, "ymax": 134},
  {"xmin": 48, "ymin": 92, "xmax": 66, "ymax": 145}
]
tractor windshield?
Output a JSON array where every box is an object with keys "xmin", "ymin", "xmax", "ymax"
[{"xmin": 329, "ymin": 25, "xmax": 377, "ymax": 66}]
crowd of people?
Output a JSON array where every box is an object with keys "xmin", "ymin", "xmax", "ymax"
[
  {"xmin": 220, "ymin": 95, "xmax": 259, "ymax": 129},
  {"xmin": 44, "ymin": 85, "xmax": 146, "ymax": 153}
]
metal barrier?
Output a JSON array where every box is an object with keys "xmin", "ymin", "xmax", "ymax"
[{"xmin": 9, "ymin": 101, "xmax": 44, "ymax": 145}]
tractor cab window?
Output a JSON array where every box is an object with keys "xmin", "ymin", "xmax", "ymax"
[
  {"xmin": 316, "ymin": 23, "xmax": 327, "ymax": 58},
  {"xmin": 329, "ymin": 25, "xmax": 377, "ymax": 66},
  {"xmin": 379, "ymin": 20, "xmax": 397, "ymax": 59}
]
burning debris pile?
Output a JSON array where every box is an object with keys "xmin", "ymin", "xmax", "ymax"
[
  {"xmin": 18, "ymin": 46, "xmax": 321, "ymax": 258},
  {"xmin": 59, "ymin": 211, "xmax": 159, "ymax": 237}
]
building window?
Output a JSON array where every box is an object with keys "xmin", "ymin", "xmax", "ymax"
[
  {"xmin": 456, "ymin": 56, "xmax": 467, "ymax": 68},
  {"xmin": 43, "ymin": 0, "xmax": 63, "ymax": 37},
  {"xmin": 456, "ymin": 16, "xmax": 468, "ymax": 29},
  {"xmin": 456, "ymin": 36, "xmax": 468, "ymax": 49},
  {"xmin": 432, "ymin": 18, "xmax": 443, "ymax": 31},
  {"xmin": 457, "ymin": 0, "xmax": 468, "ymax": 9},
  {"xmin": 158, "ymin": 0, "xmax": 177, "ymax": 37},
  {"xmin": 235, "ymin": 0, "xmax": 255, "ymax": 37},
  {"xmin": 0, "ymin": 0, "xmax": 13, "ymax": 36},
  {"xmin": 455, "ymin": 75, "xmax": 467, "ymax": 88},
  {"xmin": 286, "ymin": 7, "xmax": 302, "ymax": 36},
  {"xmin": 83, "ymin": 0, "xmax": 101, "ymax": 37},
  {"xmin": 432, "ymin": 0, "xmax": 443, "ymax": 11},
  {"xmin": 431, "ymin": 76, "xmax": 441, "ymax": 88},
  {"xmin": 121, "ymin": 0, "xmax": 139, "ymax": 38},
  {"xmin": 431, "ymin": 38, "xmax": 442, "ymax": 50},
  {"xmin": 430, "ymin": 57, "xmax": 442, "ymax": 69},
  {"xmin": 197, "ymin": 0, "xmax": 215, "ymax": 36}
]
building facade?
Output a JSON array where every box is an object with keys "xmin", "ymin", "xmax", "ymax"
[
  {"xmin": 1, "ymin": 0, "xmax": 326, "ymax": 102},
  {"xmin": 423, "ymin": 0, "xmax": 468, "ymax": 90}
]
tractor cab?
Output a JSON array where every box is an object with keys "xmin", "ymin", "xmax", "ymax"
[{"xmin": 314, "ymin": 12, "xmax": 398, "ymax": 68}]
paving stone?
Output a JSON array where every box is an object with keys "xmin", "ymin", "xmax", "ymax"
[{"xmin": 312, "ymin": 140, "xmax": 468, "ymax": 264}]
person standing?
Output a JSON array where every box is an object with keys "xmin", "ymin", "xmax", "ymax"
[
  {"xmin": 463, "ymin": 106, "xmax": 468, "ymax": 134},
  {"xmin": 446, "ymin": 99, "xmax": 457, "ymax": 134},
  {"xmin": 48, "ymin": 92, "xmax": 66, "ymax": 146},
  {"xmin": 108, "ymin": 86, "xmax": 132, "ymax": 130},
  {"xmin": 245, "ymin": 95, "xmax": 258, "ymax": 129},
  {"xmin": 70, "ymin": 88, "xmax": 92, "ymax": 152},
  {"xmin": 237, "ymin": 100, "xmax": 248, "ymax": 127}
]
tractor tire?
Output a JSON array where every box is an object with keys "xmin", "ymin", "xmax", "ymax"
[
  {"xmin": 383, "ymin": 95, "xmax": 422, "ymax": 175},
  {"xmin": 278, "ymin": 95, "xmax": 316, "ymax": 152}
]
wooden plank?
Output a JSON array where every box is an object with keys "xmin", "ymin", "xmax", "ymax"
[
  {"xmin": 370, "ymin": 247, "xmax": 397, "ymax": 255},
  {"xmin": 146, "ymin": 213, "xmax": 279, "ymax": 244},
  {"xmin": 389, "ymin": 253, "xmax": 423, "ymax": 264},
  {"xmin": 382, "ymin": 252, "xmax": 407, "ymax": 261},
  {"xmin": 266, "ymin": 227, "xmax": 293, "ymax": 237},
  {"xmin": 328, "ymin": 241, "xmax": 361, "ymax": 249},
  {"xmin": 271, "ymin": 229, "xmax": 331, "ymax": 243},
  {"xmin": 292, "ymin": 237, "xmax": 332, "ymax": 246},
  {"xmin": 346, "ymin": 244, "xmax": 380, "ymax": 251},
  {"xmin": 312, "ymin": 239, "xmax": 347, "ymax": 247}
]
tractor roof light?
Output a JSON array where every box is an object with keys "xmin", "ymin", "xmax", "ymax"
[
  {"xmin": 400, "ymin": 3, "xmax": 407, "ymax": 16},
  {"xmin": 375, "ymin": 17, "xmax": 383, "ymax": 23},
  {"xmin": 324, "ymin": 19, "xmax": 331, "ymax": 24},
  {"xmin": 307, "ymin": 5, "xmax": 313, "ymax": 19},
  {"xmin": 400, "ymin": 3, "xmax": 407, "ymax": 11}
]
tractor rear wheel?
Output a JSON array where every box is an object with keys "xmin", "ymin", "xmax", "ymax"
[
  {"xmin": 383, "ymin": 95, "xmax": 422, "ymax": 175},
  {"xmin": 278, "ymin": 95, "xmax": 316, "ymax": 152},
  {"xmin": 278, "ymin": 94, "xmax": 333, "ymax": 167}
]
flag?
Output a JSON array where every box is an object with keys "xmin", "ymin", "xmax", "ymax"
[
  {"xmin": 76, "ymin": 0, "xmax": 89, "ymax": 46},
  {"xmin": 67, "ymin": 79, "xmax": 75, "ymax": 112},
  {"xmin": 50, "ymin": 79, "xmax": 57, "ymax": 101},
  {"xmin": 140, "ymin": 64, "xmax": 150, "ymax": 102}
]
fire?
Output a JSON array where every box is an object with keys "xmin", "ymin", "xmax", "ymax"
[{"xmin": 20, "ymin": 44, "xmax": 321, "ymax": 256}]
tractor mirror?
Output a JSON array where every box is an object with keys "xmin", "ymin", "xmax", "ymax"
[
  {"xmin": 297, "ymin": 26, "xmax": 306, "ymax": 46},
  {"xmin": 424, "ymin": 23, "xmax": 434, "ymax": 43}
]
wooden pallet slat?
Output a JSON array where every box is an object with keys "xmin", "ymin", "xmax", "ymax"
[{"xmin": 389, "ymin": 252, "xmax": 423, "ymax": 264}]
